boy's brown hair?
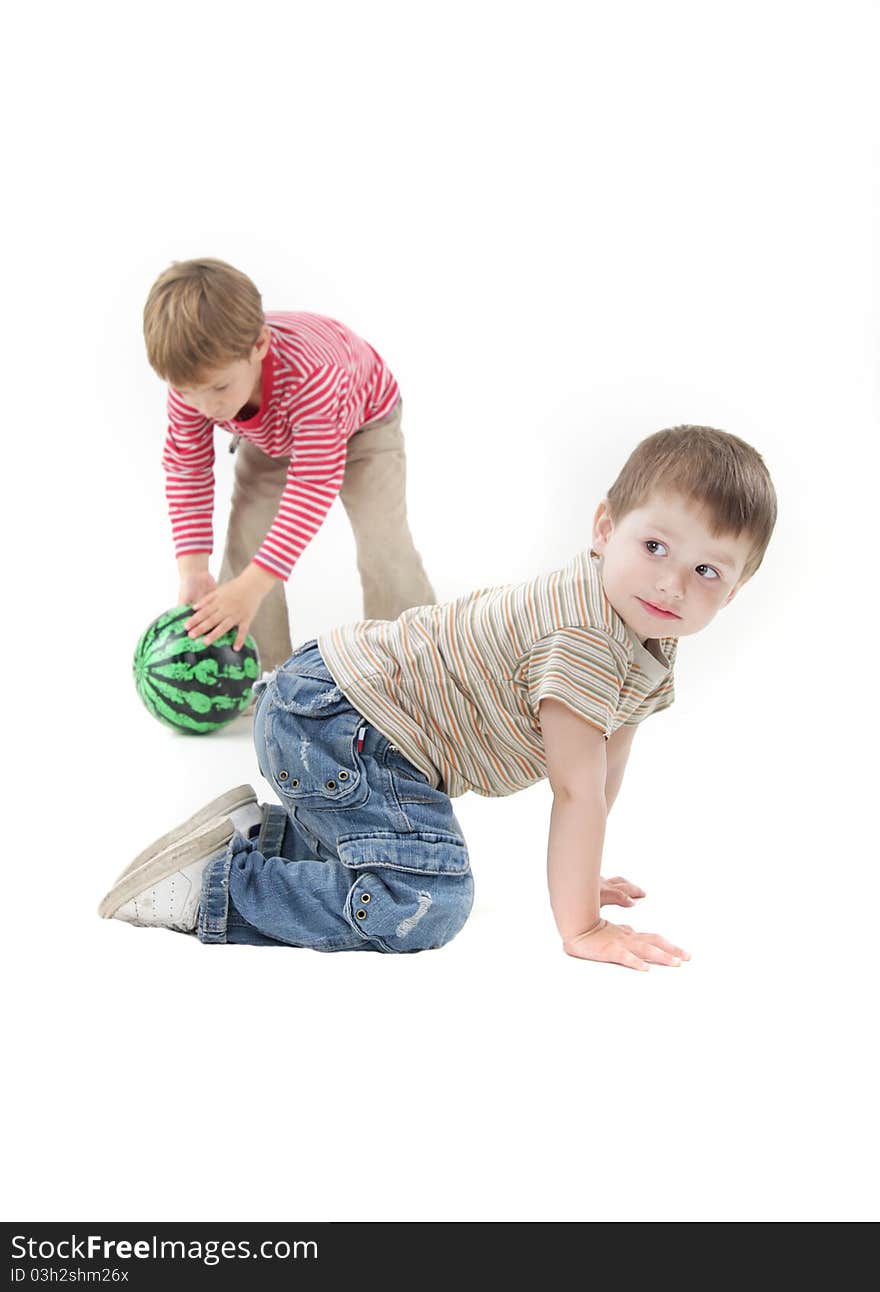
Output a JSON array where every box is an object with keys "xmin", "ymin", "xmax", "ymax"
[
  {"xmin": 606, "ymin": 426, "xmax": 777, "ymax": 579},
  {"xmin": 143, "ymin": 258, "xmax": 264, "ymax": 386}
]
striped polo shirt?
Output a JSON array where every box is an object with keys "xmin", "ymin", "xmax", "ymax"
[
  {"xmin": 319, "ymin": 550, "xmax": 677, "ymax": 799},
  {"xmin": 162, "ymin": 311, "xmax": 400, "ymax": 580}
]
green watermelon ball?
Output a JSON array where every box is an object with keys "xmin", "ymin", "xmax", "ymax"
[{"xmin": 133, "ymin": 606, "xmax": 261, "ymax": 734}]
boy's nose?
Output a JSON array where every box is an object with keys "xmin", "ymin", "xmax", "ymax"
[{"xmin": 656, "ymin": 569, "xmax": 685, "ymax": 599}]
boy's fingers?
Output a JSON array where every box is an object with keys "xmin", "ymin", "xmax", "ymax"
[
  {"xmin": 602, "ymin": 889, "xmax": 633, "ymax": 906},
  {"xmin": 188, "ymin": 608, "xmax": 226, "ymax": 637},
  {"xmin": 614, "ymin": 878, "xmax": 646, "ymax": 898},
  {"xmin": 204, "ymin": 618, "xmax": 236, "ymax": 646},
  {"xmin": 197, "ymin": 616, "xmax": 229, "ymax": 643},
  {"xmin": 646, "ymin": 933, "xmax": 689, "ymax": 959},
  {"xmin": 639, "ymin": 944, "xmax": 682, "ymax": 967},
  {"xmin": 619, "ymin": 951, "xmax": 649, "ymax": 971},
  {"xmin": 185, "ymin": 609, "xmax": 213, "ymax": 631}
]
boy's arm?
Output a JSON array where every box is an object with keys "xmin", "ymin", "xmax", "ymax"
[
  {"xmin": 605, "ymin": 722, "xmax": 636, "ymax": 813},
  {"xmin": 599, "ymin": 721, "xmax": 647, "ymax": 908},
  {"xmin": 177, "ymin": 553, "xmax": 216, "ymax": 607},
  {"xmin": 540, "ymin": 698, "xmax": 607, "ymax": 938},
  {"xmin": 163, "ymin": 393, "xmax": 216, "ymax": 565},
  {"xmin": 185, "ymin": 369, "xmax": 348, "ymax": 648},
  {"xmin": 184, "ymin": 449, "xmax": 345, "ymax": 649},
  {"xmin": 540, "ymin": 699, "xmax": 689, "ymax": 971},
  {"xmin": 184, "ymin": 561, "xmax": 278, "ymax": 650}
]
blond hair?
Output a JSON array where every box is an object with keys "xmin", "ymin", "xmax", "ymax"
[
  {"xmin": 606, "ymin": 426, "xmax": 777, "ymax": 579},
  {"xmin": 143, "ymin": 258, "xmax": 264, "ymax": 386}
]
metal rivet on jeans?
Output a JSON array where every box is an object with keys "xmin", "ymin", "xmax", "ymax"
[
  {"xmin": 325, "ymin": 780, "xmax": 336, "ymax": 791},
  {"xmin": 291, "ymin": 779, "xmax": 300, "ymax": 788},
  {"xmin": 360, "ymin": 892, "xmax": 371, "ymax": 903},
  {"xmin": 355, "ymin": 908, "xmax": 368, "ymax": 920},
  {"xmin": 277, "ymin": 770, "xmax": 289, "ymax": 782},
  {"xmin": 338, "ymin": 770, "xmax": 350, "ymax": 781}
]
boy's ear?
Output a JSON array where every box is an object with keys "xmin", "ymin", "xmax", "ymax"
[
  {"xmin": 591, "ymin": 499, "xmax": 614, "ymax": 553},
  {"xmin": 253, "ymin": 325, "xmax": 272, "ymax": 360}
]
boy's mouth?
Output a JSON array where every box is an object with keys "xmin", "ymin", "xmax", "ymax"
[{"xmin": 636, "ymin": 597, "xmax": 681, "ymax": 620}]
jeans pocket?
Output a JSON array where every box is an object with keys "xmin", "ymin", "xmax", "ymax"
[
  {"xmin": 262, "ymin": 689, "xmax": 369, "ymax": 813},
  {"xmin": 337, "ymin": 831, "xmax": 474, "ymax": 952}
]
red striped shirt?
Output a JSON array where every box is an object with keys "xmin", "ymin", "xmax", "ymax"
[{"xmin": 162, "ymin": 312, "xmax": 400, "ymax": 580}]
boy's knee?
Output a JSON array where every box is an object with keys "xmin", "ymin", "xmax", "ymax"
[
  {"xmin": 339, "ymin": 832, "xmax": 474, "ymax": 953},
  {"xmin": 353, "ymin": 870, "xmax": 473, "ymax": 952}
]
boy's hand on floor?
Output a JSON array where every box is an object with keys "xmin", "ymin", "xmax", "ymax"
[
  {"xmin": 178, "ymin": 570, "xmax": 217, "ymax": 608},
  {"xmin": 563, "ymin": 919, "xmax": 690, "ymax": 971},
  {"xmin": 185, "ymin": 565, "xmax": 275, "ymax": 650},
  {"xmin": 599, "ymin": 874, "xmax": 646, "ymax": 907}
]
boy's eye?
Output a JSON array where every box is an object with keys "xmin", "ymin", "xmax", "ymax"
[
  {"xmin": 645, "ymin": 540, "xmax": 667, "ymax": 556},
  {"xmin": 213, "ymin": 385, "xmax": 228, "ymax": 392},
  {"xmin": 696, "ymin": 564, "xmax": 720, "ymax": 579}
]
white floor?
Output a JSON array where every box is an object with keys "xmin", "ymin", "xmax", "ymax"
[
  {"xmin": 4, "ymin": 0, "xmax": 877, "ymax": 1223},
  {"xmin": 8, "ymin": 532, "xmax": 877, "ymax": 1221}
]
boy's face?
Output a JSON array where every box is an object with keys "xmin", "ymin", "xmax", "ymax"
[
  {"xmin": 174, "ymin": 326, "xmax": 271, "ymax": 421},
  {"xmin": 591, "ymin": 491, "xmax": 755, "ymax": 640}
]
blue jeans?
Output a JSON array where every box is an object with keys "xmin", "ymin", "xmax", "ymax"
[{"xmin": 197, "ymin": 641, "xmax": 474, "ymax": 953}]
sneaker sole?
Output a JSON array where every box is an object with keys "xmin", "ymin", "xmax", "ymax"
[
  {"xmin": 98, "ymin": 820, "xmax": 234, "ymax": 920},
  {"xmin": 108, "ymin": 785, "xmax": 257, "ymax": 886}
]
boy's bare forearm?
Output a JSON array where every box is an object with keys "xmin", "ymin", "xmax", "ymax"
[{"xmin": 546, "ymin": 790, "xmax": 607, "ymax": 940}]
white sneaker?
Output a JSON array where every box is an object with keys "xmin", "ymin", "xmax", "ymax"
[
  {"xmin": 98, "ymin": 785, "xmax": 264, "ymax": 929},
  {"xmin": 98, "ymin": 820, "xmax": 234, "ymax": 931},
  {"xmin": 108, "ymin": 785, "xmax": 260, "ymax": 887}
]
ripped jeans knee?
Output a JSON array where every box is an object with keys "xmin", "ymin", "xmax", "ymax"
[{"xmin": 340, "ymin": 832, "xmax": 474, "ymax": 953}]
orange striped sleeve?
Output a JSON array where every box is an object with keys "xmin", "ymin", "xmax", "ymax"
[{"xmin": 527, "ymin": 628, "xmax": 629, "ymax": 736}]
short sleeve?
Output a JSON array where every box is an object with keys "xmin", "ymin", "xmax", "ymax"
[{"xmin": 527, "ymin": 627, "xmax": 629, "ymax": 737}]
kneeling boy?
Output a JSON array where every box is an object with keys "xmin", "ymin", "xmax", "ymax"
[{"xmin": 100, "ymin": 426, "xmax": 776, "ymax": 971}]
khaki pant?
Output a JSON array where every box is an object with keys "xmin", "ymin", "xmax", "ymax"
[{"xmin": 219, "ymin": 400, "xmax": 435, "ymax": 671}]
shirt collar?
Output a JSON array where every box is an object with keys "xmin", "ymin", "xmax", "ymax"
[{"xmin": 231, "ymin": 328, "xmax": 276, "ymax": 428}]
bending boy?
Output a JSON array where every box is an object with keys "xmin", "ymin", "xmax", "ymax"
[
  {"xmin": 144, "ymin": 258, "xmax": 434, "ymax": 670},
  {"xmin": 100, "ymin": 426, "xmax": 776, "ymax": 971}
]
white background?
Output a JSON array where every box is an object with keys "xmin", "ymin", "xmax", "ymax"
[{"xmin": 3, "ymin": 0, "xmax": 877, "ymax": 1223}]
